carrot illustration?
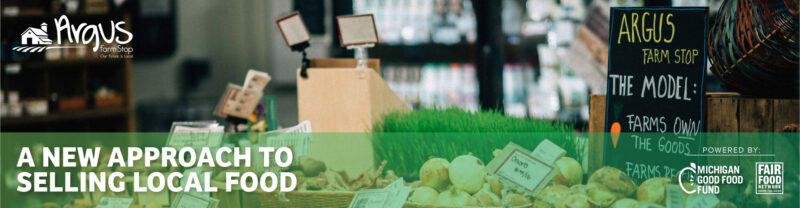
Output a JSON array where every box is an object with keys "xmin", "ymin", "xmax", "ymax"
[{"xmin": 610, "ymin": 104, "xmax": 623, "ymax": 148}]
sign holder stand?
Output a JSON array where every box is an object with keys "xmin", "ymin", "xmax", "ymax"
[
  {"xmin": 276, "ymin": 12, "xmax": 313, "ymax": 78},
  {"xmin": 347, "ymin": 43, "xmax": 374, "ymax": 78},
  {"xmin": 292, "ymin": 42, "xmax": 311, "ymax": 78}
]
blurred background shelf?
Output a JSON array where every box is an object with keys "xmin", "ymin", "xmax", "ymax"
[
  {"xmin": 372, "ymin": 44, "xmax": 474, "ymax": 63},
  {"xmin": 1, "ymin": 106, "xmax": 128, "ymax": 126},
  {"xmin": 1, "ymin": 0, "xmax": 727, "ymax": 132}
]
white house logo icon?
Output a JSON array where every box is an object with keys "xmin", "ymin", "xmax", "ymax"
[
  {"xmin": 12, "ymin": 21, "xmax": 85, "ymax": 53},
  {"xmin": 21, "ymin": 23, "xmax": 53, "ymax": 45}
]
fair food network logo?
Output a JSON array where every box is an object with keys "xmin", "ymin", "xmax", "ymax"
[
  {"xmin": 678, "ymin": 163, "xmax": 743, "ymax": 194},
  {"xmin": 756, "ymin": 162, "xmax": 783, "ymax": 194},
  {"xmin": 13, "ymin": 15, "xmax": 133, "ymax": 58}
]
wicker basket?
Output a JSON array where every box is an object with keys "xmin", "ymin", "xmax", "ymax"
[
  {"xmin": 257, "ymin": 191, "xmax": 355, "ymax": 208},
  {"xmin": 211, "ymin": 180, "xmax": 262, "ymax": 208}
]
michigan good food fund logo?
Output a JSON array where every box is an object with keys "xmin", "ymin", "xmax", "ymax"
[
  {"xmin": 678, "ymin": 163, "xmax": 744, "ymax": 194},
  {"xmin": 13, "ymin": 15, "xmax": 133, "ymax": 58},
  {"xmin": 756, "ymin": 162, "xmax": 783, "ymax": 194}
]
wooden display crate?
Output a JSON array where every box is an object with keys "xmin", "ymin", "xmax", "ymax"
[
  {"xmin": 297, "ymin": 58, "xmax": 410, "ymax": 177},
  {"xmin": 297, "ymin": 58, "xmax": 409, "ymax": 132}
]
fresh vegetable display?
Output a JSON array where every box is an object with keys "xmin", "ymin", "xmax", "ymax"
[
  {"xmin": 406, "ymin": 156, "xmax": 508, "ymax": 207},
  {"xmin": 401, "ymin": 146, "xmax": 765, "ymax": 208},
  {"xmin": 405, "ymin": 154, "xmax": 590, "ymax": 208},
  {"xmin": 372, "ymin": 108, "xmax": 577, "ymax": 178}
]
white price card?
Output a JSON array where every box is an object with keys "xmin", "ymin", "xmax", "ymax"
[
  {"xmin": 227, "ymin": 88, "xmax": 263, "ymax": 119},
  {"xmin": 214, "ymin": 70, "xmax": 270, "ymax": 119},
  {"xmin": 167, "ymin": 121, "xmax": 223, "ymax": 149},
  {"xmin": 256, "ymin": 121, "xmax": 313, "ymax": 172},
  {"xmin": 170, "ymin": 126, "xmax": 210, "ymax": 147},
  {"xmin": 666, "ymin": 184, "xmax": 685, "ymax": 208},
  {"xmin": 336, "ymin": 14, "xmax": 379, "ymax": 47},
  {"xmin": 263, "ymin": 121, "xmax": 312, "ymax": 152},
  {"xmin": 274, "ymin": 120, "xmax": 312, "ymax": 133},
  {"xmin": 180, "ymin": 167, "xmax": 211, "ymax": 197},
  {"xmin": 486, "ymin": 142, "xmax": 555, "ymax": 194},
  {"xmin": 531, "ymin": 139, "xmax": 566, "ymax": 164},
  {"xmin": 277, "ymin": 12, "xmax": 311, "ymax": 47},
  {"xmin": 214, "ymin": 84, "xmax": 242, "ymax": 117},
  {"xmin": 384, "ymin": 178, "xmax": 411, "ymax": 208},
  {"xmin": 214, "ymin": 84, "xmax": 263, "ymax": 119},
  {"xmin": 348, "ymin": 189, "xmax": 391, "ymax": 208},
  {"xmin": 243, "ymin": 70, "xmax": 271, "ymax": 92},
  {"xmin": 171, "ymin": 193, "xmax": 219, "ymax": 208},
  {"xmin": 263, "ymin": 120, "xmax": 312, "ymax": 155},
  {"xmin": 95, "ymin": 197, "xmax": 133, "ymax": 208}
]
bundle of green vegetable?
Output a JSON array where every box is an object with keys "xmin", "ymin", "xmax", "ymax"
[{"xmin": 372, "ymin": 108, "xmax": 579, "ymax": 178}]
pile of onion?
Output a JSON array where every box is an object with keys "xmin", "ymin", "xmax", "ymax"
[
  {"xmin": 408, "ymin": 186, "xmax": 439, "ymax": 204},
  {"xmin": 419, "ymin": 157, "xmax": 450, "ymax": 191},
  {"xmin": 553, "ymin": 157, "xmax": 583, "ymax": 186},
  {"xmin": 588, "ymin": 167, "xmax": 638, "ymax": 197},
  {"xmin": 449, "ymin": 154, "xmax": 486, "ymax": 194},
  {"xmin": 612, "ymin": 198, "xmax": 639, "ymax": 208},
  {"xmin": 435, "ymin": 187, "xmax": 471, "ymax": 206},
  {"xmin": 636, "ymin": 177, "xmax": 673, "ymax": 205},
  {"xmin": 536, "ymin": 184, "xmax": 570, "ymax": 206}
]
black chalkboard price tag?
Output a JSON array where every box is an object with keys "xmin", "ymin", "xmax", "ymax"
[{"xmin": 603, "ymin": 7, "xmax": 708, "ymax": 183}]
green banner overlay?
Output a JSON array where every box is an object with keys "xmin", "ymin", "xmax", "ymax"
[{"xmin": 1, "ymin": 133, "xmax": 797, "ymax": 208}]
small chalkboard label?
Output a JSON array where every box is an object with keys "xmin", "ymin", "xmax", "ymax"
[
  {"xmin": 336, "ymin": 14, "xmax": 379, "ymax": 47},
  {"xmin": 603, "ymin": 7, "xmax": 708, "ymax": 183}
]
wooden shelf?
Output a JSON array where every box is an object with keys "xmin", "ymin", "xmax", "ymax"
[{"xmin": 1, "ymin": 106, "xmax": 128, "ymax": 126}]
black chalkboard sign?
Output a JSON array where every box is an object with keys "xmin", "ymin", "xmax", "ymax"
[{"xmin": 603, "ymin": 7, "xmax": 708, "ymax": 182}]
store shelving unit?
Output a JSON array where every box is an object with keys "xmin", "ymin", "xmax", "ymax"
[
  {"xmin": 371, "ymin": 43, "xmax": 474, "ymax": 64},
  {"xmin": 350, "ymin": 0, "xmax": 592, "ymax": 129},
  {"xmin": 0, "ymin": 4, "xmax": 134, "ymax": 132}
]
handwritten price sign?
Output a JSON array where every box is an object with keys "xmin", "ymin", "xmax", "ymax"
[{"xmin": 486, "ymin": 142, "xmax": 557, "ymax": 194}]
